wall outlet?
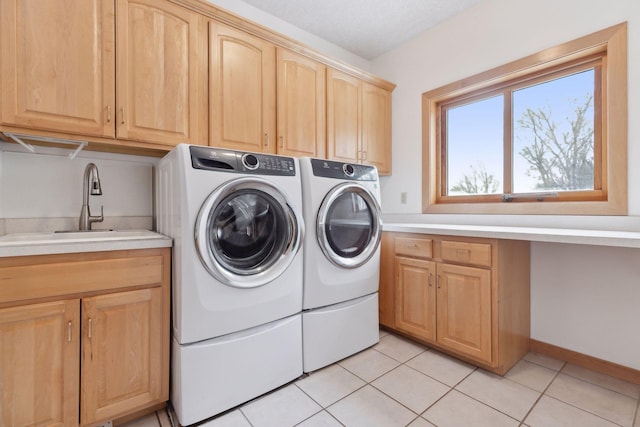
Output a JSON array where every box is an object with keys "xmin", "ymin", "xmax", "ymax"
[{"xmin": 400, "ymin": 192, "xmax": 407, "ymax": 204}]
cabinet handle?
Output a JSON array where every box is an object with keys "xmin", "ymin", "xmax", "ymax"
[
  {"xmin": 362, "ymin": 150, "xmax": 367, "ymax": 161},
  {"xmin": 407, "ymin": 244, "xmax": 419, "ymax": 248},
  {"xmin": 428, "ymin": 273, "xmax": 433, "ymax": 287},
  {"xmin": 67, "ymin": 321, "xmax": 72, "ymax": 343},
  {"xmin": 121, "ymin": 107, "xmax": 125, "ymax": 125},
  {"xmin": 279, "ymin": 135, "xmax": 284, "ymax": 149},
  {"xmin": 264, "ymin": 133, "xmax": 269, "ymax": 147},
  {"xmin": 106, "ymin": 105, "xmax": 111, "ymax": 123},
  {"xmin": 456, "ymin": 249, "xmax": 470, "ymax": 254},
  {"xmin": 436, "ymin": 275, "xmax": 441, "ymax": 289},
  {"xmin": 88, "ymin": 318, "xmax": 92, "ymax": 340}
]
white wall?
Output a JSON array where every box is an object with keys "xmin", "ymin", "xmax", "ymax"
[
  {"xmin": 372, "ymin": 0, "xmax": 640, "ymax": 369},
  {"xmin": 532, "ymin": 243, "xmax": 640, "ymax": 369},
  {"xmin": 0, "ymin": 143, "xmax": 155, "ymax": 225},
  {"xmin": 373, "ymin": 0, "xmax": 640, "ymax": 223}
]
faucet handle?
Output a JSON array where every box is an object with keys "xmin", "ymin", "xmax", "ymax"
[{"xmin": 89, "ymin": 205, "xmax": 104, "ymax": 224}]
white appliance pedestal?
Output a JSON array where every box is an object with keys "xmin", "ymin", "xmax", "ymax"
[
  {"xmin": 171, "ymin": 314, "xmax": 303, "ymax": 426},
  {"xmin": 302, "ymin": 293, "xmax": 379, "ymax": 372}
]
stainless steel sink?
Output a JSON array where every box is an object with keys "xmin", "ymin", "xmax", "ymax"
[{"xmin": 54, "ymin": 229, "xmax": 114, "ymax": 233}]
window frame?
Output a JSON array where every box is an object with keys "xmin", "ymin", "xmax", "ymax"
[{"xmin": 422, "ymin": 23, "xmax": 627, "ymax": 215}]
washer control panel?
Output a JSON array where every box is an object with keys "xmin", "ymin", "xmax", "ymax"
[
  {"xmin": 310, "ymin": 158, "xmax": 378, "ymax": 181},
  {"xmin": 190, "ymin": 146, "xmax": 296, "ymax": 176}
]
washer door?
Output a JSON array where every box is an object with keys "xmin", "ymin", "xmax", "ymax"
[
  {"xmin": 195, "ymin": 177, "xmax": 303, "ymax": 288},
  {"xmin": 317, "ymin": 183, "xmax": 383, "ymax": 268}
]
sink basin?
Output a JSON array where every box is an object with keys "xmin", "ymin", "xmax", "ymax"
[
  {"xmin": 0, "ymin": 230, "xmax": 166, "ymax": 245},
  {"xmin": 54, "ymin": 229, "xmax": 114, "ymax": 234}
]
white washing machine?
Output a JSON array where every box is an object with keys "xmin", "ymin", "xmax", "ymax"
[
  {"xmin": 156, "ymin": 145, "xmax": 304, "ymax": 425},
  {"xmin": 299, "ymin": 157, "xmax": 383, "ymax": 372}
]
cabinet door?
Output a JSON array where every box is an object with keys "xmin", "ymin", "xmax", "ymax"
[
  {"xmin": 277, "ymin": 49, "xmax": 326, "ymax": 157},
  {"xmin": 437, "ymin": 263, "xmax": 492, "ymax": 363},
  {"xmin": 116, "ymin": 0, "xmax": 203, "ymax": 146},
  {"xmin": 362, "ymin": 82, "xmax": 392, "ymax": 175},
  {"xmin": 0, "ymin": 0, "xmax": 115, "ymax": 137},
  {"xmin": 81, "ymin": 287, "xmax": 164, "ymax": 425},
  {"xmin": 210, "ymin": 23, "xmax": 276, "ymax": 153},
  {"xmin": 395, "ymin": 257, "xmax": 436, "ymax": 341},
  {"xmin": 0, "ymin": 300, "xmax": 80, "ymax": 427},
  {"xmin": 327, "ymin": 68, "xmax": 361, "ymax": 164}
]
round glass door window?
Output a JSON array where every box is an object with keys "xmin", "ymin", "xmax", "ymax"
[
  {"xmin": 195, "ymin": 178, "xmax": 302, "ymax": 288},
  {"xmin": 317, "ymin": 183, "xmax": 382, "ymax": 268}
]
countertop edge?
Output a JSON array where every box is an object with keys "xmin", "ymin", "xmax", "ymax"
[
  {"xmin": 0, "ymin": 236, "xmax": 173, "ymax": 258},
  {"xmin": 382, "ymin": 223, "xmax": 640, "ymax": 248}
]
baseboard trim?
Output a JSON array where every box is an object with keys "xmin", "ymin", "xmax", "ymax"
[{"xmin": 530, "ymin": 339, "xmax": 640, "ymax": 385}]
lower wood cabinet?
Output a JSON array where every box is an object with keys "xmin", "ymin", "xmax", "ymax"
[
  {"xmin": 0, "ymin": 248, "xmax": 170, "ymax": 427},
  {"xmin": 0, "ymin": 299, "xmax": 80, "ymax": 427},
  {"xmin": 380, "ymin": 232, "xmax": 530, "ymax": 374}
]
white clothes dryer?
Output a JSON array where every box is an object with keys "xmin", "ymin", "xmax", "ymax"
[
  {"xmin": 299, "ymin": 157, "xmax": 383, "ymax": 372},
  {"xmin": 156, "ymin": 145, "xmax": 304, "ymax": 425}
]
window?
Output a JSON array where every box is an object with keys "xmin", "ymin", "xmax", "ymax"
[{"xmin": 422, "ymin": 23, "xmax": 627, "ymax": 215}]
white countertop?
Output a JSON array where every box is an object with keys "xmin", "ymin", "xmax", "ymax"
[
  {"xmin": 383, "ymin": 223, "xmax": 640, "ymax": 248},
  {"xmin": 0, "ymin": 230, "xmax": 172, "ymax": 257}
]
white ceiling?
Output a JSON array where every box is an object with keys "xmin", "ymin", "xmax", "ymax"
[{"xmin": 237, "ymin": 0, "xmax": 483, "ymax": 60}]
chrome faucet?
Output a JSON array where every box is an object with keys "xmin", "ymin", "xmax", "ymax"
[{"xmin": 79, "ymin": 163, "xmax": 104, "ymax": 230}]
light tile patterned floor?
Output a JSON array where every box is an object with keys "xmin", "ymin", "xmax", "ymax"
[{"xmin": 125, "ymin": 329, "xmax": 640, "ymax": 427}]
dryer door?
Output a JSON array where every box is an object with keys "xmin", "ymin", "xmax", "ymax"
[
  {"xmin": 317, "ymin": 183, "xmax": 383, "ymax": 268},
  {"xmin": 195, "ymin": 177, "xmax": 303, "ymax": 288}
]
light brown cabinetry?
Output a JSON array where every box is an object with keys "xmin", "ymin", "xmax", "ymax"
[
  {"xmin": 209, "ymin": 25, "xmax": 327, "ymax": 158},
  {"xmin": 0, "ymin": 0, "xmax": 204, "ymax": 148},
  {"xmin": 0, "ymin": 0, "xmax": 394, "ymax": 158},
  {"xmin": 0, "ymin": 248, "xmax": 170, "ymax": 427},
  {"xmin": 436, "ymin": 262, "xmax": 492, "ymax": 363},
  {"xmin": 395, "ymin": 257, "xmax": 436, "ymax": 340},
  {"xmin": 0, "ymin": 0, "xmax": 115, "ymax": 138},
  {"xmin": 0, "ymin": 299, "xmax": 80, "ymax": 427},
  {"xmin": 327, "ymin": 69, "xmax": 392, "ymax": 175},
  {"xmin": 361, "ymin": 82, "xmax": 392, "ymax": 174},
  {"xmin": 209, "ymin": 22, "xmax": 276, "ymax": 153},
  {"xmin": 116, "ymin": 0, "xmax": 205, "ymax": 146},
  {"xmin": 380, "ymin": 231, "xmax": 530, "ymax": 374},
  {"xmin": 277, "ymin": 49, "xmax": 326, "ymax": 158}
]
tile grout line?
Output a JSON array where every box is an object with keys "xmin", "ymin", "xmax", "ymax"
[
  {"xmin": 517, "ymin": 360, "xmax": 566, "ymax": 425},
  {"xmin": 529, "ymin": 363, "xmax": 630, "ymax": 427},
  {"xmin": 451, "ymin": 388, "xmax": 524, "ymax": 424},
  {"xmin": 292, "ymin": 377, "xmax": 351, "ymax": 426}
]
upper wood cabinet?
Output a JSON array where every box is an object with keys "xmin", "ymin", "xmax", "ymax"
[
  {"xmin": 277, "ymin": 49, "xmax": 326, "ymax": 158},
  {"xmin": 327, "ymin": 69, "xmax": 360, "ymax": 164},
  {"xmin": 0, "ymin": 0, "xmax": 204, "ymax": 148},
  {"xmin": 0, "ymin": 0, "xmax": 116, "ymax": 137},
  {"xmin": 116, "ymin": 0, "xmax": 205, "ymax": 146},
  {"xmin": 362, "ymin": 82, "xmax": 392, "ymax": 174},
  {"xmin": 209, "ymin": 22, "xmax": 276, "ymax": 153},
  {"xmin": 0, "ymin": 0, "xmax": 394, "ymax": 157},
  {"xmin": 327, "ymin": 69, "xmax": 392, "ymax": 175}
]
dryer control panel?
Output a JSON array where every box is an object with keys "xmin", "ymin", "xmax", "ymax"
[
  {"xmin": 190, "ymin": 146, "xmax": 296, "ymax": 176},
  {"xmin": 310, "ymin": 158, "xmax": 378, "ymax": 181}
]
